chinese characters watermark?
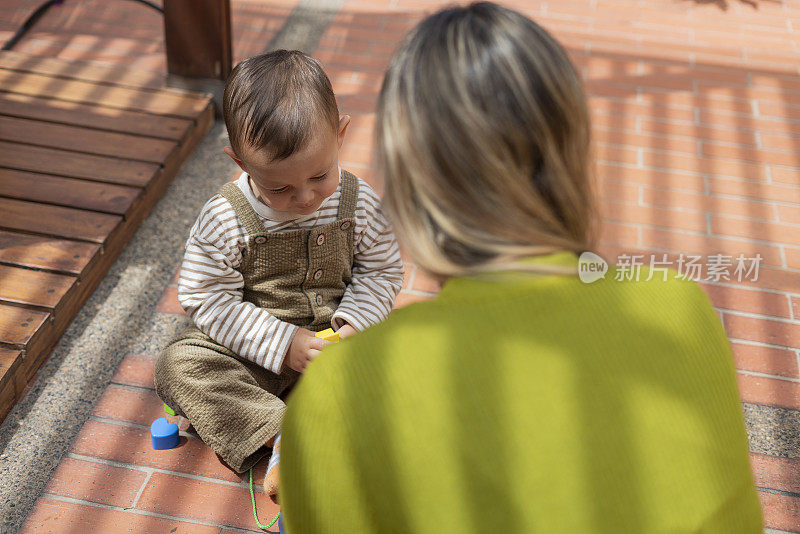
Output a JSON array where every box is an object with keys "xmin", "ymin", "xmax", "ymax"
[{"xmin": 578, "ymin": 252, "xmax": 762, "ymax": 284}]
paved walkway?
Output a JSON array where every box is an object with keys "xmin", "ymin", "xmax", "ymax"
[{"xmin": 0, "ymin": 0, "xmax": 798, "ymax": 532}]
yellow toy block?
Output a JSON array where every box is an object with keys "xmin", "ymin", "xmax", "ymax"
[{"xmin": 315, "ymin": 328, "xmax": 339, "ymax": 342}]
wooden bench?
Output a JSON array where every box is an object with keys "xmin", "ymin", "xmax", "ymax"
[{"xmin": 0, "ymin": 50, "xmax": 214, "ymax": 422}]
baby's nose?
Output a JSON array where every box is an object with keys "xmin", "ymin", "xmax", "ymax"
[{"xmin": 295, "ymin": 188, "xmax": 314, "ymax": 203}]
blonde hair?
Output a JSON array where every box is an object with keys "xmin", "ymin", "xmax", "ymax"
[{"xmin": 377, "ymin": 2, "xmax": 597, "ymax": 281}]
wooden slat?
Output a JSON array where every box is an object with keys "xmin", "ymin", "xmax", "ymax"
[
  {"xmin": 0, "ymin": 116, "xmax": 176, "ymax": 162},
  {"xmin": 0, "ymin": 264, "xmax": 74, "ymax": 309},
  {"xmin": 0, "ymin": 169, "xmax": 140, "ymax": 214},
  {"xmin": 0, "ymin": 347, "xmax": 23, "ymax": 411},
  {"xmin": 0, "ymin": 198, "xmax": 121, "ymax": 243},
  {"xmin": 0, "ymin": 349, "xmax": 22, "ymax": 381},
  {"xmin": 0, "ymin": 50, "xmax": 172, "ymax": 92},
  {"xmin": 0, "ymin": 92, "xmax": 190, "ymax": 141},
  {"xmin": 0, "ymin": 69, "xmax": 209, "ymax": 118},
  {"xmin": 0, "ymin": 141, "xmax": 159, "ymax": 187},
  {"xmin": 0, "ymin": 304, "xmax": 49, "ymax": 347},
  {"xmin": 0, "ymin": 231, "xmax": 100, "ymax": 275},
  {"xmin": 0, "ymin": 369, "xmax": 19, "ymax": 420},
  {"xmin": 0, "ymin": 50, "xmax": 216, "ymax": 424}
]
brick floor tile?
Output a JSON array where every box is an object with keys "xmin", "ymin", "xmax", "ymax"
[
  {"xmin": 584, "ymin": 80, "xmax": 639, "ymax": 100},
  {"xmin": 640, "ymin": 187, "xmax": 776, "ymax": 221},
  {"xmin": 707, "ymin": 176, "xmax": 800, "ymax": 205},
  {"xmin": 596, "ymin": 128, "xmax": 698, "ymax": 156},
  {"xmin": 601, "ymin": 200, "xmax": 708, "ymax": 233},
  {"xmin": 43, "ymin": 457, "xmax": 147, "ymax": 508},
  {"xmin": 703, "ymin": 143, "xmax": 800, "ymax": 169},
  {"xmin": 641, "ymin": 150, "xmax": 768, "ymax": 182},
  {"xmin": 640, "ymin": 118, "xmax": 758, "ymax": 148},
  {"xmin": 596, "ymin": 178, "xmax": 640, "ymax": 204},
  {"xmin": 758, "ymin": 490, "xmax": 800, "ymax": 533},
  {"xmin": 751, "ymin": 74, "xmax": 800, "ymax": 94},
  {"xmin": 393, "ymin": 292, "xmax": 434, "ymax": 309},
  {"xmin": 70, "ymin": 419, "xmax": 243, "ymax": 483},
  {"xmin": 770, "ymin": 166, "xmax": 800, "ymax": 187},
  {"xmin": 640, "ymin": 227, "xmax": 783, "ymax": 267},
  {"xmin": 777, "ymin": 205, "xmax": 800, "ymax": 226},
  {"xmin": 751, "ymin": 453, "xmax": 800, "ymax": 494},
  {"xmin": 710, "ymin": 215, "xmax": 800, "ymax": 247},
  {"xmin": 736, "ymin": 373, "xmax": 800, "ymax": 410},
  {"xmin": 759, "ymin": 101, "xmax": 800, "ymax": 123},
  {"xmin": 760, "ymin": 132, "xmax": 800, "ymax": 153},
  {"xmin": 785, "ymin": 247, "xmax": 800, "ymax": 271},
  {"xmin": 135, "ymin": 471, "xmax": 280, "ymax": 532},
  {"xmin": 20, "ymin": 498, "xmax": 218, "ymax": 534},
  {"xmin": 698, "ymin": 282, "xmax": 792, "ymax": 320},
  {"xmin": 792, "ymin": 296, "xmax": 800, "ymax": 321},
  {"xmin": 92, "ymin": 384, "xmax": 168, "ymax": 426},
  {"xmin": 723, "ymin": 313, "xmax": 800, "ymax": 349},
  {"xmin": 596, "ymin": 142, "xmax": 640, "ymax": 165},
  {"xmin": 724, "ymin": 265, "xmax": 800, "ymax": 295},
  {"xmin": 110, "ymin": 354, "xmax": 156, "ymax": 389},
  {"xmin": 590, "ymin": 110, "xmax": 640, "ymax": 133},
  {"xmin": 155, "ymin": 285, "xmax": 186, "ymax": 316},
  {"xmin": 597, "ymin": 220, "xmax": 640, "ymax": 248},
  {"xmin": 599, "ymin": 99, "xmax": 689, "ymax": 124},
  {"xmin": 597, "ymin": 163, "xmax": 706, "ymax": 193},
  {"xmin": 338, "ymin": 141, "xmax": 372, "ymax": 164},
  {"xmin": 731, "ymin": 342, "xmax": 799, "ymax": 379},
  {"xmin": 699, "ymin": 110, "xmax": 799, "ymax": 139}
]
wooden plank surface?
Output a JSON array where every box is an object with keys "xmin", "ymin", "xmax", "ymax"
[
  {"xmin": 0, "ymin": 304, "xmax": 50, "ymax": 348},
  {"xmin": 0, "ymin": 141, "xmax": 159, "ymax": 187},
  {"xmin": 0, "ymin": 116, "xmax": 177, "ymax": 162},
  {"xmin": 0, "ymin": 169, "xmax": 140, "ymax": 214},
  {"xmin": 0, "ymin": 50, "xmax": 172, "ymax": 91},
  {"xmin": 0, "ymin": 231, "xmax": 100, "ymax": 275},
  {"xmin": 0, "ymin": 69, "xmax": 209, "ymax": 118},
  {"xmin": 0, "ymin": 346, "xmax": 26, "ymax": 422},
  {"xmin": 0, "ymin": 49, "xmax": 215, "ymax": 423},
  {"xmin": 0, "ymin": 92, "xmax": 190, "ymax": 141},
  {"xmin": 0, "ymin": 349, "xmax": 23, "ymax": 377},
  {"xmin": 0, "ymin": 198, "xmax": 121, "ymax": 243},
  {"xmin": 0, "ymin": 264, "xmax": 76, "ymax": 309}
]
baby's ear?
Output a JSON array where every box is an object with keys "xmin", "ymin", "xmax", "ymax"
[
  {"xmin": 337, "ymin": 115, "xmax": 351, "ymax": 147},
  {"xmin": 223, "ymin": 146, "xmax": 246, "ymax": 171}
]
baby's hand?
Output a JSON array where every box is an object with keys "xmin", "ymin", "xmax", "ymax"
[
  {"xmin": 336, "ymin": 323, "xmax": 358, "ymax": 339},
  {"xmin": 285, "ymin": 328, "xmax": 329, "ymax": 373}
]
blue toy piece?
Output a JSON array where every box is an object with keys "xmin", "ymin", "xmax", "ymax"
[
  {"xmin": 278, "ymin": 515, "xmax": 284, "ymax": 534},
  {"xmin": 150, "ymin": 417, "xmax": 179, "ymax": 450}
]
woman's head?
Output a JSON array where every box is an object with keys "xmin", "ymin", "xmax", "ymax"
[{"xmin": 377, "ymin": 1, "xmax": 596, "ymax": 280}]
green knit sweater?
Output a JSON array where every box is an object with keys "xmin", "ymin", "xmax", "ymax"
[{"xmin": 281, "ymin": 252, "xmax": 762, "ymax": 533}]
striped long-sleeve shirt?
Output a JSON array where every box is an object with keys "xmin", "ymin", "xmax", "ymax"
[{"xmin": 177, "ymin": 169, "xmax": 405, "ymax": 373}]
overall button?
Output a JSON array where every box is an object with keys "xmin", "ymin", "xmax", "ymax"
[
  {"xmin": 315, "ymin": 294, "xmax": 323, "ymax": 305},
  {"xmin": 313, "ymin": 269, "xmax": 323, "ymax": 280},
  {"xmin": 316, "ymin": 234, "xmax": 325, "ymax": 246},
  {"xmin": 340, "ymin": 221, "xmax": 351, "ymax": 231},
  {"xmin": 254, "ymin": 236, "xmax": 267, "ymax": 244}
]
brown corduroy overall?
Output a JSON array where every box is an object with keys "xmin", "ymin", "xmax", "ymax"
[{"xmin": 154, "ymin": 171, "xmax": 358, "ymax": 473}]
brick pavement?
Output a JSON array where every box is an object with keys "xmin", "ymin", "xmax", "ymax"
[{"xmin": 2, "ymin": 0, "xmax": 799, "ymax": 531}]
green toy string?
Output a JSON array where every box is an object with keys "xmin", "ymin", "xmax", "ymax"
[{"xmin": 249, "ymin": 467, "xmax": 280, "ymax": 530}]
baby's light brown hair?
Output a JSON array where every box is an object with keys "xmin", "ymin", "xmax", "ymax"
[{"xmin": 223, "ymin": 50, "xmax": 339, "ymax": 161}]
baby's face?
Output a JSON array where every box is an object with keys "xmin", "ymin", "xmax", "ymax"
[{"xmin": 238, "ymin": 117, "xmax": 348, "ymax": 216}]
